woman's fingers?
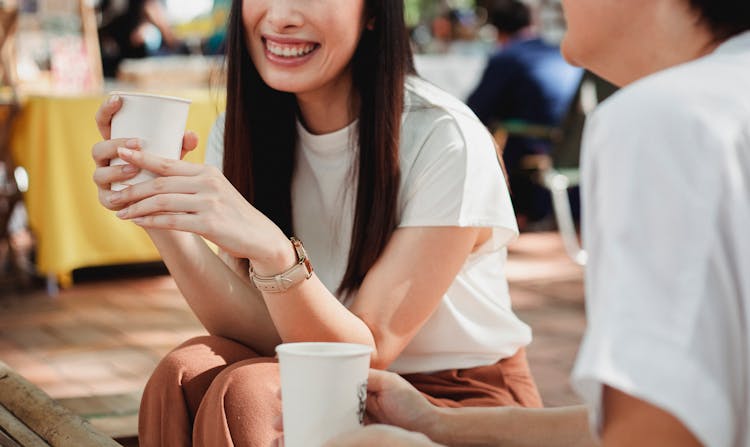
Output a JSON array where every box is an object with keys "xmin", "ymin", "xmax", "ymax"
[
  {"xmin": 98, "ymin": 189, "xmax": 127, "ymax": 211},
  {"xmin": 95, "ymin": 95, "xmax": 123, "ymax": 139},
  {"xmin": 108, "ymin": 175, "xmax": 199, "ymax": 207},
  {"xmin": 92, "ymin": 164, "xmax": 141, "ymax": 189},
  {"xmin": 117, "ymin": 147, "xmax": 204, "ymax": 177},
  {"xmin": 92, "ymin": 138, "xmax": 141, "ymax": 167},
  {"xmin": 116, "ymin": 193, "xmax": 200, "ymax": 219},
  {"xmin": 181, "ymin": 131, "xmax": 199, "ymax": 159},
  {"xmin": 366, "ymin": 369, "xmax": 404, "ymax": 393},
  {"xmin": 129, "ymin": 212, "xmax": 204, "ymax": 234}
]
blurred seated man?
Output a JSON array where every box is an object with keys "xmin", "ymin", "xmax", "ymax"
[
  {"xmin": 97, "ymin": 0, "xmax": 185, "ymax": 78},
  {"xmin": 467, "ymin": 0, "xmax": 582, "ymax": 229}
]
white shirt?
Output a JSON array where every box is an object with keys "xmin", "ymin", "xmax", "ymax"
[
  {"xmin": 572, "ymin": 31, "xmax": 750, "ymax": 447},
  {"xmin": 206, "ymin": 76, "xmax": 531, "ymax": 374}
]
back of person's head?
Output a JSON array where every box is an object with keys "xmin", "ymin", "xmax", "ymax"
[
  {"xmin": 490, "ymin": 0, "xmax": 531, "ymax": 35},
  {"xmin": 688, "ymin": 0, "xmax": 750, "ymax": 41}
]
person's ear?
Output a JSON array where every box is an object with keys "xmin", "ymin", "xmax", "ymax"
[{"xmin": 366, "ymin": 17, "xmax": 376, "ymax": 31}]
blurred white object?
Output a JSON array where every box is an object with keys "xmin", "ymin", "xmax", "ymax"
[
  {"xmin": 538, "ymin": 0, "xmax": 566, "ymax": 44},
  {"xmin": 14, "ymin": 166, "xmax": 28, "ymax": 192},
  {"xmin": 165, "ymin": 0, "xmax": 212, "ymax": 24},
  {"xmin": 117, "ymin": 54, "xmax": 223, "ymax": 87},
  {"xmin": 414, "ymin": 53, "xmax": 486, "ymax": 102}
]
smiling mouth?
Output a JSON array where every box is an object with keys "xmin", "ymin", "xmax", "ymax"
[{"xmin": 263, "ymin": 38, "xmax": 319, "ymax": 58}]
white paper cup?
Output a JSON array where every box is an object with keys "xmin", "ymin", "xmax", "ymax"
[
  {"xmin": 276, "ymin": 342, "xmax": 373, "ymax": 447},
  {"xmin": 109, "ymin": 92, "xmax": 191, "ymax": 191}
]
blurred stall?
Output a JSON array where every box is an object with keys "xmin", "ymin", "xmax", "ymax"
[
  {"xmin": 10, "ymin": 88, "xmax": 224, "ymax": 290},
  {"xmin": 3, "ymin": 0, "xmax": 227, "ymax": 292},
  {"xmin": 14, "ymin": 0, "xmax": 103, "ymax": 93}
]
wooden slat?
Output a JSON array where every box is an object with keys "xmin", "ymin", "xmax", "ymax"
[
  {"xmin": 0, "ymin": 404, "xmax": 48, "ymax": 447},
  {"xmin": 0, "ymin": 362, "xmax": 121, "ymax": 447},
  {"xmin": 56, "ymin": 393, "xmax": 140, "ymax": 439},
  {"xmin": 0, "ymin": 429, "xmax": 24, "ymax": 447}
]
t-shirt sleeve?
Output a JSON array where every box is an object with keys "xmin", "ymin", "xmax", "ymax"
[
  {"xmin": 398, "ymin": 113, "xmax": 518, "ymax": 248},
  {"xmin": 571, "ymin": 93, "xmax": 736, "ymax": 447},
  {"xmin": 204, "ymin": 113, "xmax": 225, "ymax": 171}
]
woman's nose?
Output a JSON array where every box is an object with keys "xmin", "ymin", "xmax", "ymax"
[{"xmin": 265, "ymin": 0, "xmax": 304, "ymax": 31}]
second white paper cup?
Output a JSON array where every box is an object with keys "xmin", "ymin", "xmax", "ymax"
[
  {"xmin": 109, "ymin": 92, "xmax": 191, "ymax": 191},
  {"xmin": 276, "ymin": 342, "xmax": 372, "ymax": 447}
]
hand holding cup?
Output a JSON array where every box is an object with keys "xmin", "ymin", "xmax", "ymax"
[{"xmin": 92, "ymin": 94, "xmax": 197, "ymax": 211}]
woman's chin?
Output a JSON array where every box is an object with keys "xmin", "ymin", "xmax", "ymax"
[{"xmin": 259, "ymin": 74, "xmax": 312, "ymax": 95}]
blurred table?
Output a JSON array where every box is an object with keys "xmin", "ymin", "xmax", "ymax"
[{"xmin": 10, "ymin": 87, "xmax": 225, "ymax": 290}]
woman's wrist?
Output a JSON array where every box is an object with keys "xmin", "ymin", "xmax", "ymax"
[
  {"xmin": 430, "ymin": 407, "xmax": 458, "ymax": 445},
  {"xmin": 249, "ymin": 234, "xmax": 298, "ymax": 277}
]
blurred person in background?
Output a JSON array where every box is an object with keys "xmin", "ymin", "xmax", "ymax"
[
  {"xmin": 326, "ymin": 0, "xmax": 750, "ymax": 445},
  {"xmin": 97, "ymin": 0, "xmax": 185, "ymax": 77},
  {"xmin": 467, "ymin": 0, "xmax": 582, "ymax": 230}
]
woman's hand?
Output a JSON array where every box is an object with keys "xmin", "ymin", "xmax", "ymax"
[
  {"xmin": 324, "ymin": 425, "xmax": 443, "ymax": 447},
  {"xmin": 92, "ymin": 95, "xmax": 198, "ymax": 211},
  {"xmin": 108, "ymin": 146, "xmax": 292, "ymax": 265},
  {"xmin": 362, "ymin": 370, "xmax": 440, "ymax": 436},
  {"xmin": 274, "ymin": 371, "xmax": 443, "ymax": 447}
]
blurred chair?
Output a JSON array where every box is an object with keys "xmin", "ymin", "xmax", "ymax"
[
  {"xmin": 0, "ymin": 1, "xmax": 31, "ymax": 288},
  {"xmin": 0, "ymin": 94, "xmax": 30, "ymax": 288},
  {"xmin": 496, "ymin": 72, "xmax": 617, "ymax": 265}
]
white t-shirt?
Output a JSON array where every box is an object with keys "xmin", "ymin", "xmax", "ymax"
[
  {"xmin": 572, "ymin": 31, "xmax": 750, "ymax": 446},
  {"xmin": 205, "ymin": 76, "xmax": 531, "ymax": 374}
]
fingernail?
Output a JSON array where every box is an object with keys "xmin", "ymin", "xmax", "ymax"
[
  {"xmin": 108, "ymin": 94, "xmax": 120, "ymax": 104},
  {"xmin": 131, "ymin": 218, "xmax": 144, "ymax": 225},
  {"xmin": 118, "ymin": 147, "xmax": 134, "ymax": 157},
  {"xmin": 116, "ymin": 208, "xmax": 128, "ymax": 218},
  {"xmin": 109, "ymin": 192, "xmax": 121, "ymax": 203},
  {"xmin": 122, "ymin": 164, "xmax": 139, "ymax": 174},
  {"xmin": 125, "ymin": 139, "xmax": 141, "ymax": 149}
]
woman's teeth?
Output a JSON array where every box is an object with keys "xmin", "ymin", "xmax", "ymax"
[{"xmin": 266, "ymin": 42, "xmax": 316, "ymax": 58}]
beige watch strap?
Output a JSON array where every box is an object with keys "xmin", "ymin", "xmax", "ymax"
[{"xmin": 250, "ymin": 238, "xmax": 313, "ymax": 293}]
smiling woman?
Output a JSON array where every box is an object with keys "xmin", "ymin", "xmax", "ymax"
[{"xmin": 90, "ymin": 0, "xmax": 541, "ymax": 445}]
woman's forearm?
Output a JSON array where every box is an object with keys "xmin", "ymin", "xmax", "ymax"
[
  {"xmin": 147, "ymin": 229, "xmax": 281, "ymax": 356},
  {"xmin": 249, "ymin": 238, "xmax": 378, "ymax": 359},
  {"xmin": 433, "ymin": 405, "xmax": 597, "ymax": 447},
  {"xmin": 261, "ymin": 276, "xmax": 377, "ymax": 350}
]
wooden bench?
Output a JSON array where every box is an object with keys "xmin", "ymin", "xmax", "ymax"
[{"xmin": 0, "ymin": 361, "xmax": 121, "ymax": 447}]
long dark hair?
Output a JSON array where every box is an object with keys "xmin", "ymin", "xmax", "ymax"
[{"xmin": 223, "ymin": 0, "xmax": 414, "ymax": 295}]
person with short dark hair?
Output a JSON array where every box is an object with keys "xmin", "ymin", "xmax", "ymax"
[
  {"xmin": 467, "ymin": 0, "xmax": 583, "ymax": 228},
  {"xmin": 488, "ymin": 0, "xmax": 530, "ymax": 36},
  {"xmin": 326, "ymin": 0, "xmax": 750, "ymax": 445}
]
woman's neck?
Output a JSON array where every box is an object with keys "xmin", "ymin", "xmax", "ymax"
[{"xmin": 295, "ymin": 71, "xmax": 358, "ymax": 135}]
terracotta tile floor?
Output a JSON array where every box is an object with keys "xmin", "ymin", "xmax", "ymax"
[{"xmin": 0, "ymin": 231, "xmax": 585, "ymax": 442}]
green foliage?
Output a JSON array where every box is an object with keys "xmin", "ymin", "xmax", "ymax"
[{"xmin": 404, "ymin": 0, "xmax": 476, "ymax": 27}]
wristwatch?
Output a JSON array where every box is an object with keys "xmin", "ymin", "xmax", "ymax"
[{"xmin": 250, "ymin": 237, "xmax": 313, "ymax": 293}]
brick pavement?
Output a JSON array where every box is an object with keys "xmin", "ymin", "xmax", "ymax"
[{"xmin": 0, "ymin": 231, "xmax": 586, "ymax": 441}]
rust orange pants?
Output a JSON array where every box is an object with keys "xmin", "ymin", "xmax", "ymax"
[{"xmin": 138, "ymin": 336, "xmax": 542, "ymax": 446}]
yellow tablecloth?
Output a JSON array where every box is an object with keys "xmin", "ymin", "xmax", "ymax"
[{"xmin": 10, "ymin": 88, "xmax": 225, "ymax": 287}]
